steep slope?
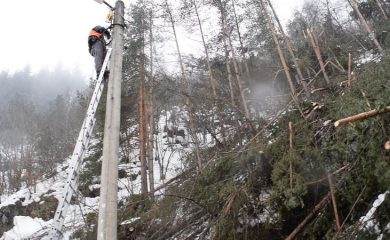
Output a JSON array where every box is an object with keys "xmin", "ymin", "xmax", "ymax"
[
  {"xmin": 1, "ymin": 53, "xmax": 389, "ymax": 240},
  {"xmin": 124, "ymin": 53, "xmax": 390, "ymax": 239}
]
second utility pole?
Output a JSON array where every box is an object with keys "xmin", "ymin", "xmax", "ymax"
[{"xmin": 97, "ymin": 1, "xmax": 125, "ymax": 239}]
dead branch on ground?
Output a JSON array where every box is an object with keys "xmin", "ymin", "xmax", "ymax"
[{"xmin": 285, "ymin": 192, "xmax": 331, "ymax": 240}]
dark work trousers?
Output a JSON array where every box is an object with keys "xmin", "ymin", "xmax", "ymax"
[{"xmin": 90, "ymin": 40, "xmax": 107, "ymax": 77}]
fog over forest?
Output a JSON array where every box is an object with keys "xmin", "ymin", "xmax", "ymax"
[{"xmin": 0, "ymin": 66, "xmax": 88, "ymax": 107}]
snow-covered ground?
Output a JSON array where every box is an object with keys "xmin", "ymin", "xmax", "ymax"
[
  {"xmin": 0, "ymin": 157, "xmax": 101, "ymax": 240},
  {"xmin": 0, "ymin": 107, "xmax": 215, "ymax": 239},
  {"xmin": 359, "ymin": 191, "xmax": 389, "ymax": 239}
]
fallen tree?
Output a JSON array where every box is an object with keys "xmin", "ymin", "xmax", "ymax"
[
  {"xmin": 385, "ymin": 140, "xmax": 390, "ymax": 150},
  {"xmin": 334, "ymin": 106, "xmax": 390, "ymax": 127},
  {"xmin": 285, "ymin": 193, "xmax": 331, "ymax": 240}
]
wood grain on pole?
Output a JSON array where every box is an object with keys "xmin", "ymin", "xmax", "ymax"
[{"xmin": 97, "ymin": 1, "xmax": 124, "ymax": 240}]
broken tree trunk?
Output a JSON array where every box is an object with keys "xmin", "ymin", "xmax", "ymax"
[
  {"xmin": 289, "ymin": 122, "xmax": 293, "ymax": 190},
  {"xmin": 222, "ymin": 27, "xmax": 236, "ymax": 107},
  {"xmin": 335, "ymin": 185, "xmax": 367, "ymax": 238},
  {"xmin": 261, "ymin": 0, "xmax": 296, "ymax": 96},
  {"xmin": 327, "ymin": 171, "xmax": 341, "ymax": 231},
  {"xmin": 350, "ymin": 0, "xmax": 384, "ymax": 53},
  {"xmin": 311, "ymin": 87, "xmax": 329, "ymax": 94},
  {"xmin": 231, "ymin": 0, "xmax": 252, "ymax": 83},
  {"xmin": 360, "ymin": 89, "xmax": 372, "ymax": 108},
  {"xmin": 219, "ymin": 1, "xmax": 251, "ymax": 119},
  {"xmin": 285, "ymin": 193, "xmax": 331, "ymax": 240},
  {"xmin": 266, "ymin": 0, "xmax": 309, "ymax": 95},
  {"xmin": 334, "ymin": 106, "xmax": 390, "ymax": 127},
  {"xmin": 329, "ymin": 60, "xmax": 345, "ymax": 73},
  {"xmin": 193, "ymin": 0, "xmax": 217, "ymax": 98},
  {"xmin": 260, "ymin": 0, "xmax": 305, "ymax": 118},
  {"xmin": 348, "ymin": 53, "xmax": 352, "ymax": 86},
  {"xmin": 306, "ymin": 28, "xmax": 331, "ymax": 85},
  {"xmin": 375, "ymin": 0, "xmax": 389, "ymax": 19},
  {"xmin": 385, "ymin": 140, "xmax": 390, "ymax": 150}
]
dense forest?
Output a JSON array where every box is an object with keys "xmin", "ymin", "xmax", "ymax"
[
  {"xmin": 0, "ymin": 67, "xmax": 87, "ymax": 193},
  {"xmin": 1, "ymin": 0, "xmax": 390, "ymax": 239}
]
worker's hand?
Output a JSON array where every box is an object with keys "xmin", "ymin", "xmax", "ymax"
[{"xmin": 105, "ymin": 30, "xmax": 111, "ymax": 40}]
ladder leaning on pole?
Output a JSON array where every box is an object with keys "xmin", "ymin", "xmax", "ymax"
[{"xmin": 48, "ymin": 48, "xmax": 112, "ymax": 239}]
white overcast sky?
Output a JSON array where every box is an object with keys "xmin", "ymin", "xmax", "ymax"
[{"xmin": 0, "ymin": 0, "xmax": 303, "ymax": 80}]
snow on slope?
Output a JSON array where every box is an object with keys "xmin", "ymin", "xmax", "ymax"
[
  {"xmin": 1, "ymin": 107, "xmax": 212, "ymax": 239},
  {"xmin": 0, "ymin": 157, "xmax": 100, "ymax": 240}
]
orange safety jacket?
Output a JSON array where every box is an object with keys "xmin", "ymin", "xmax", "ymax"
[{"xmin": 89, "ymin": 29, "xmax": 102, "ymax": 39}]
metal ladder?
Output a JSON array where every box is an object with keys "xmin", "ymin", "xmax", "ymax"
[{"xmin": 48, "ymin": 48, "xmax": 112, "ymax": 239}]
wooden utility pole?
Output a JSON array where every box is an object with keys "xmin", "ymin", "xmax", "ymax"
[
  {"xmin": 349, "ymin": 0, "xmax": 384, "ymax": 53},
  {"xmin": 97, "ymin": 1, "xmax": 124, "ymax": 239}
]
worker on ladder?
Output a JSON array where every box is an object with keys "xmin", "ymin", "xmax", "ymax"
[{"xmin": 88, "ymin": 25, "xmax": 111, "ymax": 79}]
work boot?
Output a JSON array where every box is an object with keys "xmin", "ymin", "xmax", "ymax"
[
  {"xmin": 103, "ymin": 70, "xmax": 110, "ymax": 79},
  {"xmin": 102, "ymin": 70, "xmax": 109, "ymax": 84}
]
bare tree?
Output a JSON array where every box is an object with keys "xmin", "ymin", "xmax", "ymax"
[
  {"xmin": 164, "ymin": 0, "xmax": 202, "ymax": 170},
  {"xmin": 191, "ymin": 0, "xmax": 218, "ymax": 98},
  {"xmin": 231, "ymin": 0, "xmax": 252, "ymax": 82},
  {"xmin": 216, "ymin": 0, "xmax": 251, "ymax": 120},
  {"xmin": 147, "ymin": 5, "xmax": 155, "ymax": 196}
]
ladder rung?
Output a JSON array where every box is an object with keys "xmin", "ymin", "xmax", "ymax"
[{"xmin": 48, "ymin": 48, "xmax": 112, "ymax": 238}]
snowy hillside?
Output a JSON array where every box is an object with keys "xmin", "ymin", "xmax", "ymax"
[{"xmin": 0, "ymin": 107, "xmax": 212, "ymax": 239}]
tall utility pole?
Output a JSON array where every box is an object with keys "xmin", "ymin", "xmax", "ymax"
[{"xmin": 97, "ymin": 1, "xmax": 124, "ymax": 240}]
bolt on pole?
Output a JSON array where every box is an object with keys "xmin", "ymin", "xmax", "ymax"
[{"xmin": 97, "ymin": 1, "xmax": 124, "ymax": 240}]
